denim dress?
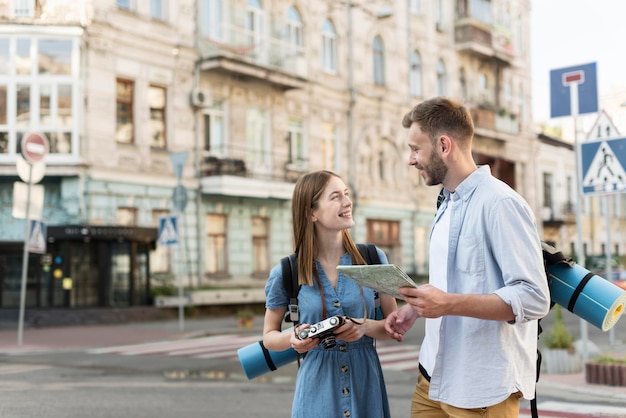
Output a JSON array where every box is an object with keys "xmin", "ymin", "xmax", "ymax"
[{"xmin": 265, "ymin": 251, "xmax": 391, "ymax": 418}]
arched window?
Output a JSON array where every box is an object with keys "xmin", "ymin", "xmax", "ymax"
[
  {"xmin": 246, "ymin": 0, "xmax": 264, "ymax": 48},
  {"xmin": 321, "ymin": 19, "xmax": 337, "ymax": 72},
  {"xmin": 286, "ymin": 6, "xmax": 303, "ymax": 51},
  {"xmin": 409, "ymin": 50, "xmax": 422, "ymax": 97},
  {"xmin": 436, "ymin": 59, "xmax": 446, "ymax": 96},
  {"xmin": 373, "ymin": 36, "xmax": 385, "ymax": 85}
]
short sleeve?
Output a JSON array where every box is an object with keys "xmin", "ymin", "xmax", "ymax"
[{"xmin": 264, "ymin": 262, "xmax": 290, "ymax": 310}]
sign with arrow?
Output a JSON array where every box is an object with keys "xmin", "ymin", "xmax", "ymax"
[{"xmin": 581, "ymin": 137, "xmax": 626, "ymax": 195}]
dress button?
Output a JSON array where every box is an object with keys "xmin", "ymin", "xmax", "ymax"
[
  {"xmin": 342, "ymin": 387, "xmax": 350, "ymax": 395},
  {"xmin": 344, "ymin": 411, "xmax": 351, "ymax": 417},
  {"xmin": 333, "ymin": 301, "xmax": 341, "ymax": 307},
  {"xmin": 341, "ymin": 365, "xmax": 349, "ymax": 373},
  {"xmin": 339, "ymin": 345, "xmax": 347, "ymax": 351}
]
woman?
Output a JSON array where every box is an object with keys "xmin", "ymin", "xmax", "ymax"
[{"xmin": 263, "ymin": 170, "xmax": 397, "ymax": 418}]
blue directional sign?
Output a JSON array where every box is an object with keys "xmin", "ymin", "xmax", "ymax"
[
  {"xmin": 550, "ymin": 62, "xmax": 598, "ymax": 118},
  {"xmin": 581, "ymin": 137, "xmax": 626, "ymax": 195},
  {"xmin": 158, "ymin": 214, "xmax": 179, "ymax": 246}
]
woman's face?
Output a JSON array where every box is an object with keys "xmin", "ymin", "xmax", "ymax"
[{"xmin": 311, "ymin": 176, "xmax": 354, "ymax": 232}]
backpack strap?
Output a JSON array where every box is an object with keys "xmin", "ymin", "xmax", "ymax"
[{"xmin": 281, "ymin": 253, "xmax": 299, "ymax": 324}]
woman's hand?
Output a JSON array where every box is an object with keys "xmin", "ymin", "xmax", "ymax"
[
  {"xmin": 290, "ymin": 324, "xmax": 319, "ymax": 354},
  {"xmin": 334, "ymin": 317, "xmax": 365, "ymax": 342}
]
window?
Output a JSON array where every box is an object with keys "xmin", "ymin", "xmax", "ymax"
[
  {"xmin": 435, "ymin": 0, "xmax": 444, "ymax": 29},
  {"xmin": 116, "ymin": 79, "xmax": 134, "ymax": 144},
  {"xmin": 150, "ymin": 0, "xmax": 166, "ymax": 20},
  {"xmin": 409, "ymin": 51, "xmax": 422, "ymax": 98},
  {"xmin": 321, "ymin": 123, "xmax": 336, "ymax": 170},
  {"xmin": 409, "ymin": 0, "xmax": 421, "ymax": 13},
  {"xmin": 286, "ymin": 7, "xmax": 303, "ymax": 52},
  {"xmin": 201, "ymin": 0, "xmax": 222, "ymax": 39},
  {"xmin": 203, "ymin": 102, "xmax": 225, "ymax": 156},
  {"xmin": 321, "ymin": 19, "xmax": 337, "ymax": 72},
  {"xmin": 470, "ymin": 0, "xmax": 492, "ymax": 24},
  {"xmin": 14, "ymin": 0, "xmax": 35, "ymax": 17},
  {"xmin": 251, "ymin": 216, "xmax": 270, "ymax": 276},
  {"xmin": 366, "ymin": 219, "xmax": 400, "ymax": 264},
  {"xmin": 478, "ymin": 72, "xmax": 491, "ymax": 105},
  {"xmin": 246, "ymin": 0, "xmax": 264, "ymax": 52},
  {"xmin": 287, "ymin": 118, "xmax": 305, "ymax": 168},
  {"xmin": 117, "ymin": 207, "xmax": 137, "ymax": 226},
  {"xmin": 436, "ymin": 59, "xmax": 447, "ymax": 96},
  {"xmin": 1, "ymin": 35, "xmax": 79, "ymax": 158},
  {"xmin": 373, "ymin": 36, "xmax": 385, "ymax": 86},
  {"xmin": 246, "ymin": 107, "xmax": 270, "ymax": 173},
  {"xmin": 459, "ymin": 67, "xmax": 468, "ymax": 101},
  {"xmin": 542, "ymin": 172, "xmax": 553, "ymax": 210},
  {"xmin": 206, "ymin": 214, "xmax": 227, "ymax": 275},
  {"xmin": 151, "ymin": 210, "xmax": 171, "ymax": 274},
  {"xmin": 116, "ymin": 0, "xmax": 134, "ymax": 10},
  {"xmin": 149, "ymin": 85, "xmax": 166, "ymax": 148}
]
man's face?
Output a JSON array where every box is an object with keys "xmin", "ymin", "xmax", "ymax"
[{"xmin": 407, "ymin": 123, "xmax": 447, "ymax": 186}]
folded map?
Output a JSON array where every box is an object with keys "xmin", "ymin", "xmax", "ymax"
[{"xmin": 337, "ymin": 264, "xmax": 418, "ymax": 300}]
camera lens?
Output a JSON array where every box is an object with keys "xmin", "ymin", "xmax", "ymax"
[{"xmin": 319, "ymin": 334, "xmax": 337, "ymax": 349}]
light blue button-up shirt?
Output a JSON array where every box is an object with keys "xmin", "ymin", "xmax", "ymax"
[{"xmin": 425, "ymin": 165, "xmax": 551, "ymax": 409}]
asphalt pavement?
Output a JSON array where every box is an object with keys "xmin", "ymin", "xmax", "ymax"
[{"xmin": 2, "ymin": 314, "xmax": 626, "ymax": 416}]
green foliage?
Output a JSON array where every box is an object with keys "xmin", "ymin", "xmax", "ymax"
[
  {"xmin": 595, "ymin": 354, "xmax": 626, "ymax": 364},
  {"xmin": 544, "ymin": 305, "xmax": 574, "ymax": 349},
  {"xmin": 150, "ymin": 276, "xmax": 177, "ymax": 297}
]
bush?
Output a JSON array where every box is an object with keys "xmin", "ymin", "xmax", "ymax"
[{"xmin": 544, "ymin": 305, "xmax": 574, "ymax": 349}]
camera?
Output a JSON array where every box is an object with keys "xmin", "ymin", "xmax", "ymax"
[{"xmin": 297, "ymin": 316, "xmax": 345, "ymax": 349}]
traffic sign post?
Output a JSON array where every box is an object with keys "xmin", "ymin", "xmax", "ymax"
[
  {"xmin": 17, "ymin": 132, "xmax": 49, "ymax": 347},
  {"xmin": 550, "ymin": 62, "xmax": 599, "ymax": 374}
]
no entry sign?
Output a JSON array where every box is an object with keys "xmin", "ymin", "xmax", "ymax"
[{"xmin": 21, "ymin": 132, "xmax": 49, "ymax": 164}]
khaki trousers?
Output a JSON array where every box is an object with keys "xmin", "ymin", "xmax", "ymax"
[{"xmin": 411, "ymin": 371, "xmax": 522, "ymax": 418}]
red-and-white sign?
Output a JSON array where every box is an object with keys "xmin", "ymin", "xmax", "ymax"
[{"xmin": 21, "ymin": 132, "xmax": 49, "ymax": 164}]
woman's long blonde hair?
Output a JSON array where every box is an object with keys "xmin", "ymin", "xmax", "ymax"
[{"xmin": 291, "ymin": 170, "xmax": 367, "ymax": 286}]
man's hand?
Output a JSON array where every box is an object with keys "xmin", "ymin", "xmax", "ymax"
[
  {"xmin": 399, "ymin": 284, "xmax": 448, "ymax": 318},
  {"xmin": 384, "ymin": 304, "xmax": 419, "ymax": 342}
]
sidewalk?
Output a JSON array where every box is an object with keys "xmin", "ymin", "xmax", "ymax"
[{"xmin": 2, "ymin": 315, "xmax": 626, "ymax": 408}]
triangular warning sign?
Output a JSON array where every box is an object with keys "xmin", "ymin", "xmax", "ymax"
[
  {"xmin": 159, "ymin": 215, "xmax": 179, "ymax": 246},
  {"xmin": 29, "ymin": 220, "xmax": 46, "ymax": 254},
  {"xmin": 586, "ymin": 110, "xmax": 621, "ymax": 141},
  {"xmin": 582, "ymin": 141, "xmax": 626, "ymax": 188}
]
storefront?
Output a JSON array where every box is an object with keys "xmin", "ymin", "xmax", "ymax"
[{"xmin": 0, "ymin": 225, "xmax": 157, "ymax": 309}]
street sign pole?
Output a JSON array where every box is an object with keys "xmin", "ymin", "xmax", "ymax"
[
  {"xmin": 571, "ymin": 80, "xmax": 590, "ymax": 371},
  {"xmin": 17, "ymin": 163, "xmax": 33, "ymax": 347}
]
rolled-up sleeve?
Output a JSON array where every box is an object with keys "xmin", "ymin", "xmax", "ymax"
[{"xmin": 490, "ymin": 197, "xmax": 551, "ymax": 323}]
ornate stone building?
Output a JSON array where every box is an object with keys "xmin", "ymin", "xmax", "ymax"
[{"xmin": 0, "ymin": 0, "xmax": 541, "ymax": 312}]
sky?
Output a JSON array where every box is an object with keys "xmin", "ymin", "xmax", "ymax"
[{"xmin": 530, "ymin": 0, "xmax": 626, "ymax": 124}]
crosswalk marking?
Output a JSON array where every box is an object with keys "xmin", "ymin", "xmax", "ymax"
[
  {"xmin": 0, "ymin": 364, "xmax": 49, "ymax": 375},
  {"xmin": 86, "ymin": 335, "xmax": 421, "ymax": 372}
]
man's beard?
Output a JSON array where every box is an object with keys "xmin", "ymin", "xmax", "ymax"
[{"xmin": 422, "ymin": 150, "xmax": 447, "ymax": 186}]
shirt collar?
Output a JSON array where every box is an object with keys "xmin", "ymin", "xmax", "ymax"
[{"xmin": 443, "ymin": 165, "xmax": 490, "ymax": 203}]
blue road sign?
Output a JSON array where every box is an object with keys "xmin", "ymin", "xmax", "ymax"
[
  {"xmin": 550, "ymin": 62, "xmax": 598, "ymax": 118},
  {"xmin": 158, "ymin": 215, "xmax": 179, "ymax": 246},
  {"xmin": 581, "ymin": 137, "xmax": 626, "ymax": 195}
]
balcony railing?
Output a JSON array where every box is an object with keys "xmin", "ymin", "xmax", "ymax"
[
  {"xmin": 454, "ymin": 18, "xmax": 514, "ymax": 65},
  {"xmin": 199, "ymin": 22, "xmax": 307, "ymax": 88}
]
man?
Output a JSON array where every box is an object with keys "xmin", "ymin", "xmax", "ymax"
[{"xmin": 385, "ymin": 97, "xmax": 551, "ymax": 417}]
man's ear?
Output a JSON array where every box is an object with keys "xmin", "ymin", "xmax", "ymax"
[{"xmin": 439, "ymin": 135, "xmax": 453, "ymax": 155}]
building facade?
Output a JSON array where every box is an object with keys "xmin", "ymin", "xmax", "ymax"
[{"xmin": 0, "ymin": 0, "xmax": 540, "ymax": 311}]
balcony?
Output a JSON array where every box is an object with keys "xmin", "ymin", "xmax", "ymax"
[
  {"xmin": 198, "ymin": 23, "xmax": 307, "ymax": 90},
  {"xmin": 542, "ymin": 202, "xmax": 577, "ymax": 226},
  {"xmin": 454, "ymin": 18, "xmax": 515, "ymax": 66},
  {"xmin": 199, "ymin": 145, "xmax": 304, "ymax": 200}
]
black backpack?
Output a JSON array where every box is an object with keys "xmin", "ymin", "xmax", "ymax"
[{"xmin": 280, "ymin": 243, "xmax": 382, "ymax": 324}]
